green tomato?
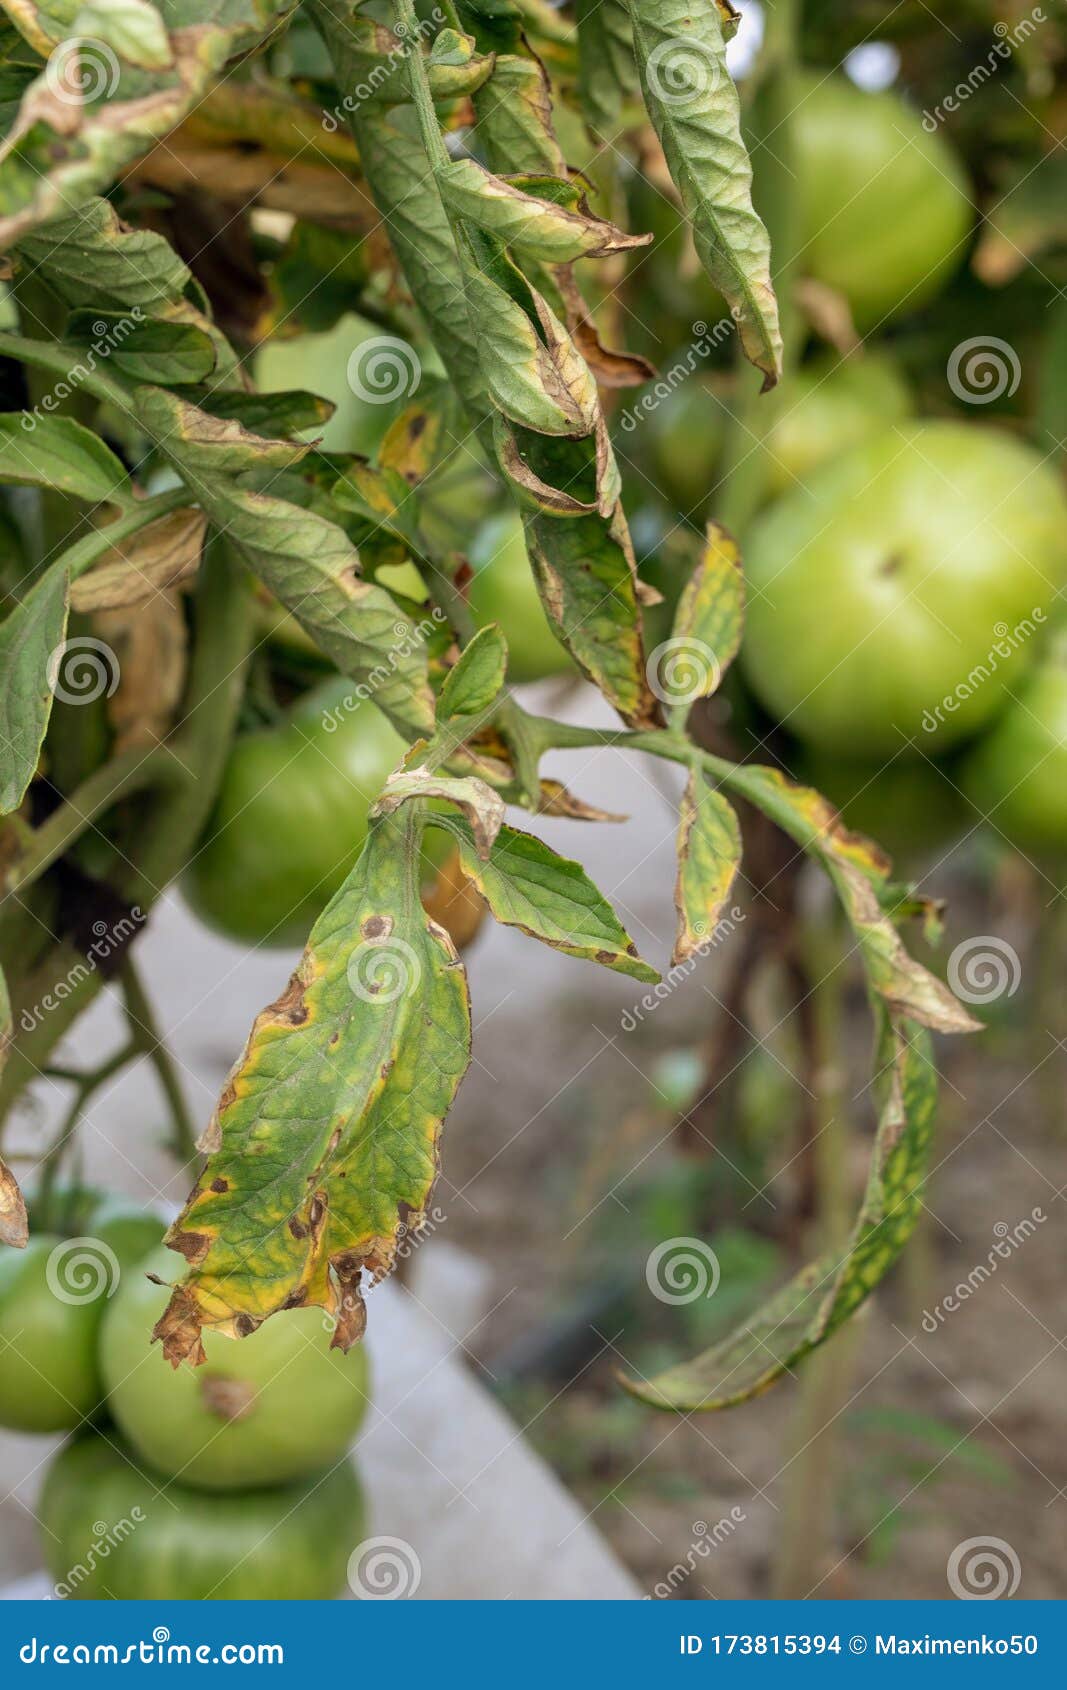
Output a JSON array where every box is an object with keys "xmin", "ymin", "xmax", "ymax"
[
  {"xmin": 794, "ymin": 748, "xmax": 966, "ymax": 864},
  {"xmin": 468, "ymin": 513, "xmax": 572, "ymax": 683},
  {"xmin": 640, "ymin": 377, "xmax": 730, "ymax": 515},
  {"xmin": 255, "ymin": 313, "xmax": 405, "ymax": 455},
  {"xmin": 795, "ymin": 74, "xmax": 972, "ymax": 327},
  {"xmin": 100, "ymin": 1247, "xmax": 371, "ymax": 1490},
  {"xmin": 40, "ymin": 1432, "xmax": 365, "ymax": 1600},
  {"xmin": 182, "ymin": 676, "xmax": 405, "ymax": 947},
  {"xmin": 742, "ymin": 424, "xmax": 1067, "ymax": 756},
  {"xmin": 0, "ymin": 1206, "xmax": 161, "ymax": 1434},
  {"xmin": 961, "ymin": 642, "xmax": 1067, "ymax": 854},
  {"xmin": 764, "ymin": 352, "xmax": 912, "ymax": 497}
]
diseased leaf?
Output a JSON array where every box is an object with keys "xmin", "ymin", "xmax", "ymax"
[
  {"xmin": 0, "ymin": 563, "xmax": 69, "ymax": 814},
  {"xmin": 178, "ymin": 387, "xmax": 335, "ymax": 438},
  {"xmin": 436, "ymin": 816, "xmax": 659, "ymax": 983},
  {"xmin": 0, "ymin": 0, "xmax": 302, "ymax": 243},
  {"xmin": 0, "ymin": 414, "xmax": 127, "ymax": 502},
  {"xmin": 372, "ymin": 770, "xmax": 505, "ymax": 860},
  {"xmin": 628, "ymin": 0, "xmax": 782, "ymax": 387},
  {"xmin": 671, "ymin": 520, "xmax": 743, "ymax": 695},
  {"xmin": 472, "ymin": 51, "xmax": 568, "ymax": 177},
  {"xmin": 64, "ymin": 310, "xmax": 217, "ymax": 386},
  {"xmin": 438, "ymin": 158, "xmax": 649, "ymax": 263},
  {"xmin": 309, "ymin": 0, "xmax": 490, "ymax": 432},
  {"xmin": 155, "ymin": 811, "xmax": 471, "ymax": 1361},
  {"xmin": 623, "ymin": 1016, "xmax": 935, "ymax": 1408},
  {"xmin": 437, "ymin": 623, "xmax": 507, "ymax": 723},
  {"xmin": 462, "ymin": 254, "xmax": 600, "ymax": 436},
  {"xmin": 673, "ymin": 770, "xmax": 741, "ymax": 964},
  {"xmin": 133, "ymin": 388, "xmax": 436, "ymax": 737},
  {"xmin": 15, "ymin": 197, "xmax": 193, "ymax": 312},
  {"xmin": 725, "ymin": 763, "xmax": 979, "ymax": 1034},
  {"xmin": 70, "ymin": 507, "xmax": 207, "ymax": 612},
  {"xmin": 576, "ymin": 0, "xmax": 639, "ymax": 139}
]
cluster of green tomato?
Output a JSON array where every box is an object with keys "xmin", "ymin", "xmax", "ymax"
[
  {"xmin": 637, "ymin": 73, "xmax": 1067, "ymax": 867},
  {"xmin": 0, "ymin": 1198, "xmax": 370, "ymax": 1599}
]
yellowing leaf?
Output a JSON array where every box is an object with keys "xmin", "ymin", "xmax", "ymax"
[{"xmin": 673, "ymin": 770, "xmax": 741, "ymax": 964}]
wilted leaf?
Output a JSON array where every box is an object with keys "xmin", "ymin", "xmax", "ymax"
[
  {"xmin": 435, "ymin": 816, "xmax": 659, "ymax": 982},
  {"xmin": 0, "ymin": 0, "xmax": 302, "ymax": 244},
  {"xmin": 623, "ymin": 1016, "xmax": 935, "ymax": 1408},
  {"xmin": 155, "ymin": 813, "xmax": 471, "ymax": 1361},
  {"xmin": 671, "ymin": 521, "xmax": 744, "ymax": 695},
  {"xmin": 372, "ymin": 770, "xmax": 505, "ymax": 860},
  {"xmin": 674, "ymin": 770, "xmax": 741, "ymax": 964},
  {"xmin": 629, "ymin": 0, "xmax": 782, "ymax": 386},
  {"xmin": 134, "ymin": 388, "xmax": 436, "ymax": 736},
  {"xmin": 95, "ymin": 587, "xmax": 187, "ymax": 752},
  {"xmin": 725, "ymin": 763, "xmax": 979, "ymax": 1034},
  {"xmin": 472, "ymin": 51, "xmax": 568, "ymax": 177},
  {"xmin": 0, "ymin": 414, "xmax": 127, "ymax": 502},
  {"xmin": 0, "ymin": 562, "xmax": 69, "ymax": 815},
  {"xmin": 16, "ymin": 196, "xmax": 190, "ymax": 311},
  {"xmin": 437, "ymin": 623, "xmax": 507, "ymax": 723},
  {"xmin": 71, "ymin": 507, "xmax": 206, "ymax": 611},
  {"xmin": 438, "ymin": 158, "xmax": 649, "ymax": 263}
]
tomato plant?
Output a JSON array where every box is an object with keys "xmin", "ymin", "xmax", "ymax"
[{"xmin": 0, "ymin": 0, "xmax": 1061, "ymax": 1605}]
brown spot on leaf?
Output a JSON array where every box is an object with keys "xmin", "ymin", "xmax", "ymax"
[
  {"xmin": 152, "ymin": 1284, "xmax": 207, "ymax": 1369},
  {"xmin": 288, "ymin": 1216, "xmax": 308, "ymax": 1240},
  {"xmin": 210, "ymin": 1177, "xmax": 229, "ymax": 1194},
  {"xmin": 281, "ymin": 1287, "xmax": 307, "ymax": 1309},
  {"xmin": 168, "ymin": 1229, "xmax": 211, "ymax": 1268},
  {"xmin": 360, "ymin": 914, "xmax": 392, "ymax": 941},
  {"xmin": 269, "ymin": 972, "xmax": 309, "ymax": 1027},
  {"xmin": 233, "ymin": 1312, "xmax": 260, "ymax": 1338},
  {"xmin": 308, "ymin": 1195, "xmax": 326, "ymax": 1231}
]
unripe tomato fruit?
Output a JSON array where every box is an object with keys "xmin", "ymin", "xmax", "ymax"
[
  {"xmin": 0, "ymin": 1204, "xmax": 162, "ymax": 1434},
  {"xmin": 40, "ymin": 1432, "xmax": 364, "ymax": 1600},
  {"xmin": 468, "ymin": 513, "xmax": 573, "ymax": 683},
  {"xmin": 742, "ymin": 424, "xmax": 1067, "ymax": 757},
  {"xmin": 182, "ymin": 677, "xmax": 405, "ymax": 947},
  {"xmin": 764, "ymin": 353, "xmax": 912, "ymax": 497},
  {"xmin": 795, "ymin": 74, "xmax": 972, "ymax": 327},
  {"xmin": 100, "ymin": 1246, "xmax": 371, "ymax": 1490},
  {"xmin": 961, "ymin": 642, "xmax": 1067, "ymax": 854}
]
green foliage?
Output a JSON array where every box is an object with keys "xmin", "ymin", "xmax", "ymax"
[{"xmin": 0, "ymin": 0, "xmax": 988, "ymax": 1417}]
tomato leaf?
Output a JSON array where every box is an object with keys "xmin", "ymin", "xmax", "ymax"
[
  {"xmin": 673, "ymin": 770, "xmax": 741, "ymax": 964},
  {"xmin": 438, "ymin": 158, "xmax": 649, "ymax": 264},
  {"xmin": 0, "ymin": 563, "xmax": 69, "ymax": 816},
  {"xmin": 435, "ymin": 817, "xmax": 659, "ymax": 983},
  {"xmin": 725, "ymin": 764, "xmax": 980, "ymax": 1034},
  {"xmin": 0, "ymin": 0, "xmax": 302, "ymax": 244},
  {"xmin": 15, "ymin": 198, "xmax": 193, "ymax": 313},
  {"xmin": 64, "ymin": 311, "xmax": 217, "ymax": 387},
  {"xmin": 437, "ymin": 624, "xmax": 508, "ymax": 723},
  {"xmin": 472, "ymin": 52, "xmax": 568, "ymax": 176},
  {"xmin": 70, "ymin": 508, "xmax": 207, "ymax": 613},
  {"xmin": 372, "ymin": 771, "xmax": 505, "ymax": 860},
  {"xmin": 0, "ymin": 415, "xmax": 127, "ymax": 503},
  {"xmin": 155, "ymin": 812, "xmax": 471, "ymax": 1362},
  {"xmin": 134, "ymin": 388, "xmax": 436, "ymax": 737},
  {"xmin": 622, "ymin": 1016, "xmax": 935, "ymax": 1408},
  {"xmin": 629, "ymin": 0, "xmax": 782, "ymax": 387},
  {"xmin": 576, "ymin": 0, "xmax": 640, "ymax": 139},
  {"xmin": 670, "ymin": 521, "xmax": 744, "ymax": 696}
]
